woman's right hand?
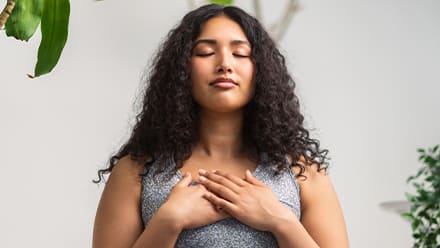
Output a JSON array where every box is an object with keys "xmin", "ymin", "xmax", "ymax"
[{"xmin": 157, "ymin": 172, "xmax": 229, "ymax": 230}]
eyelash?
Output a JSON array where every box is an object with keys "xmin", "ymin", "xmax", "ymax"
[
  {"xmin": 234, "ymin": 54, "xmax": 250, "ymax": 58},
  {"xmin": 195, "ymin": 53, "xmax": 250, "ymax": 58},
  {"xmin": 196, "ymin": 53, "xmax": 214, "ymax": 57}
]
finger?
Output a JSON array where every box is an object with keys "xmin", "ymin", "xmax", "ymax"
[
  {"xmin": 244, "ymin": 170, "xmax": 263, "ymax": 185},
  {"xmin": 201, "ymin": 171, "xmax": 242, "ymax": 194},
  {"xmin": 212, "ymin": 170, "xmax": 247, "ymax": 187},
  {"xmin": 199, "ymin": 176, "xmax": 239, "ymax": 202},
  {"xmin": 175, "ymin": 172, "xmax": 192, "ymax": 187},
  {"xmin": 210, "ymin": 203, "xmax": 230, "ymax": 219},
  {"xmin": 203, "ymin": 191, "xmax": 237, "ymax": 214}
]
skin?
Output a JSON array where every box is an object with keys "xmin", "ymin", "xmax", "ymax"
[
  {"xmin": 190, "ymin": 15, "xmax": 255, "ymax": 114},
  {"xmin": 93, "ymin": 15, "xmax": 349, "ymax": 248}
]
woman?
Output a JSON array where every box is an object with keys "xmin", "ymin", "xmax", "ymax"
[{"xmin": 93, "ymin": 4, "xmax": 349, "ymax": 248}]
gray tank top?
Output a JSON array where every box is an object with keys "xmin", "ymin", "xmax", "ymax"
[{"xmin": 140, "ymin": 154, "xmax": 301, "ymax": 247}]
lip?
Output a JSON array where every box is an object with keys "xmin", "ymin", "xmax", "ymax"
[{"xmin": 209, "ymin": 77, "xmax": 238, "ymax": 89}]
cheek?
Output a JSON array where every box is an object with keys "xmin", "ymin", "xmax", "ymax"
[
  {"xmin": 238, "ymin": 62, "xmax": 254, "ymax": 78},
  {"xmin": 238, "ymin": 63, "xmax": 255, "ymax": 88},
  {"xmin": 190, "ymin": 60, "xmax": 209, "ymax": 81},
  {"xmin": 190, "ymin": 60, "xmax": 206, "ymax": 100},
  {"xmin": 240, "ymin": 63, "xmax": 256, "ymax": 96}
]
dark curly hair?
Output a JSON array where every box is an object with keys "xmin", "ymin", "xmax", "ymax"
[{"xmin": 94, "ymin": 4, "xmax": 329, "ymax": 183}]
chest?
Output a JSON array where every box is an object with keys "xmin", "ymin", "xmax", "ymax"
[
  {"xmin": 140, "ymin": 157, "xmax": 302, "ymax": 247},
  {"xmin": 179, "ymin": 155, "xmax": 258, "ymax": 182}
]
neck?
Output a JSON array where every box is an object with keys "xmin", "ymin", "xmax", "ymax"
[{"xmin": 194, "ymin": 109, "xmax": 246, "ymax": 159}]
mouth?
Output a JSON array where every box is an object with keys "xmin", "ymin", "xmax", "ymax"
[{"xmin": 209, "ymin": 77, "xmax": 238, "ymax": 88}]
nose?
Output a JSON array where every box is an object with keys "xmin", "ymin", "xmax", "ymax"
[{"xmin": 216, "ymin": 51, "xmax": 233, "ymax": 73}]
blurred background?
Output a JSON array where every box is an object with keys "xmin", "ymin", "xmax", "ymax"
[{"xmin": 1, "ymin": 0, "xmax": 439, "ymax": 247}]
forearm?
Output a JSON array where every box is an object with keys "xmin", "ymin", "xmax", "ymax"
[
  {"xmin": 272, "ymin": 216, "xmax": 319, "ymax": 248},
  {"xmin": 132, "ymin": 208, "xmax": 182, "ymax": 248}
]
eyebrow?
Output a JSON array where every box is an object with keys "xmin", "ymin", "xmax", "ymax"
[{"xmin": 193, "ymin": 39, "xmax": 251, "ymax": 48}]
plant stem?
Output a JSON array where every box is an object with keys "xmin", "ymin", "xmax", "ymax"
[
  {"xmin": 0, "ymin": 0, "xmax": 15, "ymax": 29},
  {"xmin": 252, "ymin": 0, "xmax": 262, "ymax": 23}
]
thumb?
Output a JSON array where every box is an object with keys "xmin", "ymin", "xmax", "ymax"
[
  {"xmin": 245, "ymin": 170, "xmax": 261, "ymax": 185},
  {"xmin": 176, "ymin": 172, "xmax": 192, "ymax": 187}
]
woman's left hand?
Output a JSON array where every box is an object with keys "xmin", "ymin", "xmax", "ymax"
[{"xmin": 198, "ymin": 169, "xmax": 297, "ymax": 232}]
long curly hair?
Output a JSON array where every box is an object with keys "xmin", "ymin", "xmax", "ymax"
[{"xmin": 94, "ymin": 4, "xmax": 329, "ymax": 183}]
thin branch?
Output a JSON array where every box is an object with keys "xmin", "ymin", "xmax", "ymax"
[
  {"xmin": 269, "ymin": 0, "xmax": 300, "ymax": 42},
  {"xmin": 275, "ymin": 0, "xmax": 300, "ymax": 41},
  {"xmin": 187, "ymin": 0, "xmax": 196, "ymax": 9},
  {"xmin": 0, "ymin": 0, "xmax": 16, "ymax": 29},
  {"xmin": 188, "ymin": 0, "xmax": 209, "ymax": 10},
  {"xmin": 252, "ymin": 0, "xmax": 262, "ymax": 23}
]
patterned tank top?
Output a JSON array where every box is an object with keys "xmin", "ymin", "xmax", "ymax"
[{"xmin": 140, "ymin": 154, "xmax": 301, "ymax": 247}]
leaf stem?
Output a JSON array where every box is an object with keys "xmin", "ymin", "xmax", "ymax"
[{"xmin": 0, "ymin": 0, "xmax": 16, "ymax": 29}]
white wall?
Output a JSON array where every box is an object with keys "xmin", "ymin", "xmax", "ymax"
[{"xmin": 1, "ymin": 0, "xmax": 439, "ymax": 247}]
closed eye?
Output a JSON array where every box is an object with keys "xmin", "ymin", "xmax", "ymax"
[
  {"xmin": 233, "ymin": 54, "xmax": 250, "ymax": 58},
  {"xmin": 195, "ymin": 53, "xmax": 214, "ymax": 57}
]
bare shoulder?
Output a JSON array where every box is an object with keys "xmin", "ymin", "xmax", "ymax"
[
  {"xmin": 109, "ymin": 156, "xmax": 146, "ymax": 186},
  {"xmin": 289, "ymin": 156, "xmax": 349, "ymax": 247},
  {"xmin": 93, "ymin": 156, "xmax": 146, "ymax": 248},
  {"xmin": 292, "ymin": 162, "xmax": 331, "ymax": 208}
]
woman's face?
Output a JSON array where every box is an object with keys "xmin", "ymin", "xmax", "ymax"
[{"xmin": 190, "ymin": 15, "xmax": 255, "ymax": 113}]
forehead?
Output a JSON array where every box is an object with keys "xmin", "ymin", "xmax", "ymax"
[{"xmin": 196, "ymin": 15, "xmax": 249, "ymax": 42}]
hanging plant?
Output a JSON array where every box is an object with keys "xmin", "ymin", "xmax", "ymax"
[{"xmin": 1, "ymin": 0, "xmax": 70, "ymax": 78}]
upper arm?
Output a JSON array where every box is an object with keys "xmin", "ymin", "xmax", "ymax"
[
  {"xmin": 93, "ymin": 156, "xmax": 145, "ymax": 248},
  {"xmin": 293, "ymin": 164, "xmax": 349, "ymax": 248}
]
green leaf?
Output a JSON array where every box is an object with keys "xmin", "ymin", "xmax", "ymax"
[
  {"xmin": 407, "ymin": 167, "xmax": 425, "ymax": 183},
  {"xmin": 5, "ymin": 0, "xmax": 44, "ymax": 41},
  {"xmin": 410, "ymin": 204, "xmax": 419, "ymax": 212},
  {"xmin": 424, "ymin": 156, "xmax": 437, "ymax": 166},
  {"xmin": 432, "ymin": 145, "xmax": 439, "ymax": 153},
  {"xmin": 33, "ymin": 0, "xmax": 70, "ymax": 77},
  {"xmin": 401, "ymin": 212, "xmax": 414, "ymax": 221},
  {"xmin": 208, "ymin": 0, "xmax": 234, "ymax": 5},
  {"xmin": 405, "ymin": 192, "xmax": 416, "ymax": 202},
  {"xmin": 412, "ymin": 219, "xmax": 421, "ymax": 231},
  {"xmin": 426, "ymin": 176, "xmax": 434, "ymax": 182}
]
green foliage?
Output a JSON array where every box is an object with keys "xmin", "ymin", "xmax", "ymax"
[
  {"xmin": 34, "ymin": 0, "xmax": 70, "ymax": 77},
  {"xmin": 3, "ymin": 0, "xmax": 70, "ymax": 78},
  {"xmin": 403, "ymin": 145, "xmax": 440, "ymax": 247},
  {"xmin": 3, "ymin": 0, "xmax": 232, "ymax": 78},
  {"xmin": 208, "ymin": 0, "xmax": 234, "ymax": 5},
  {"xmin": 5, "ymin": 0, "xmax": 44, "ymax": 41}
]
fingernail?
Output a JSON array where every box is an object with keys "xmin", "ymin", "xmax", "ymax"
[
  {"xmin": 199, "ymin": 176, "xmax": 207, "ymax": 182},
  {"xmin": 198, "ymin": 169, "xmax": 207, "ymax": 175}
]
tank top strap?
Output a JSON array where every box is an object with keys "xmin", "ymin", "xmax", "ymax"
[{"xmin": 252, "ymin": 153, "xmax": 301, "ymax": 219}]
